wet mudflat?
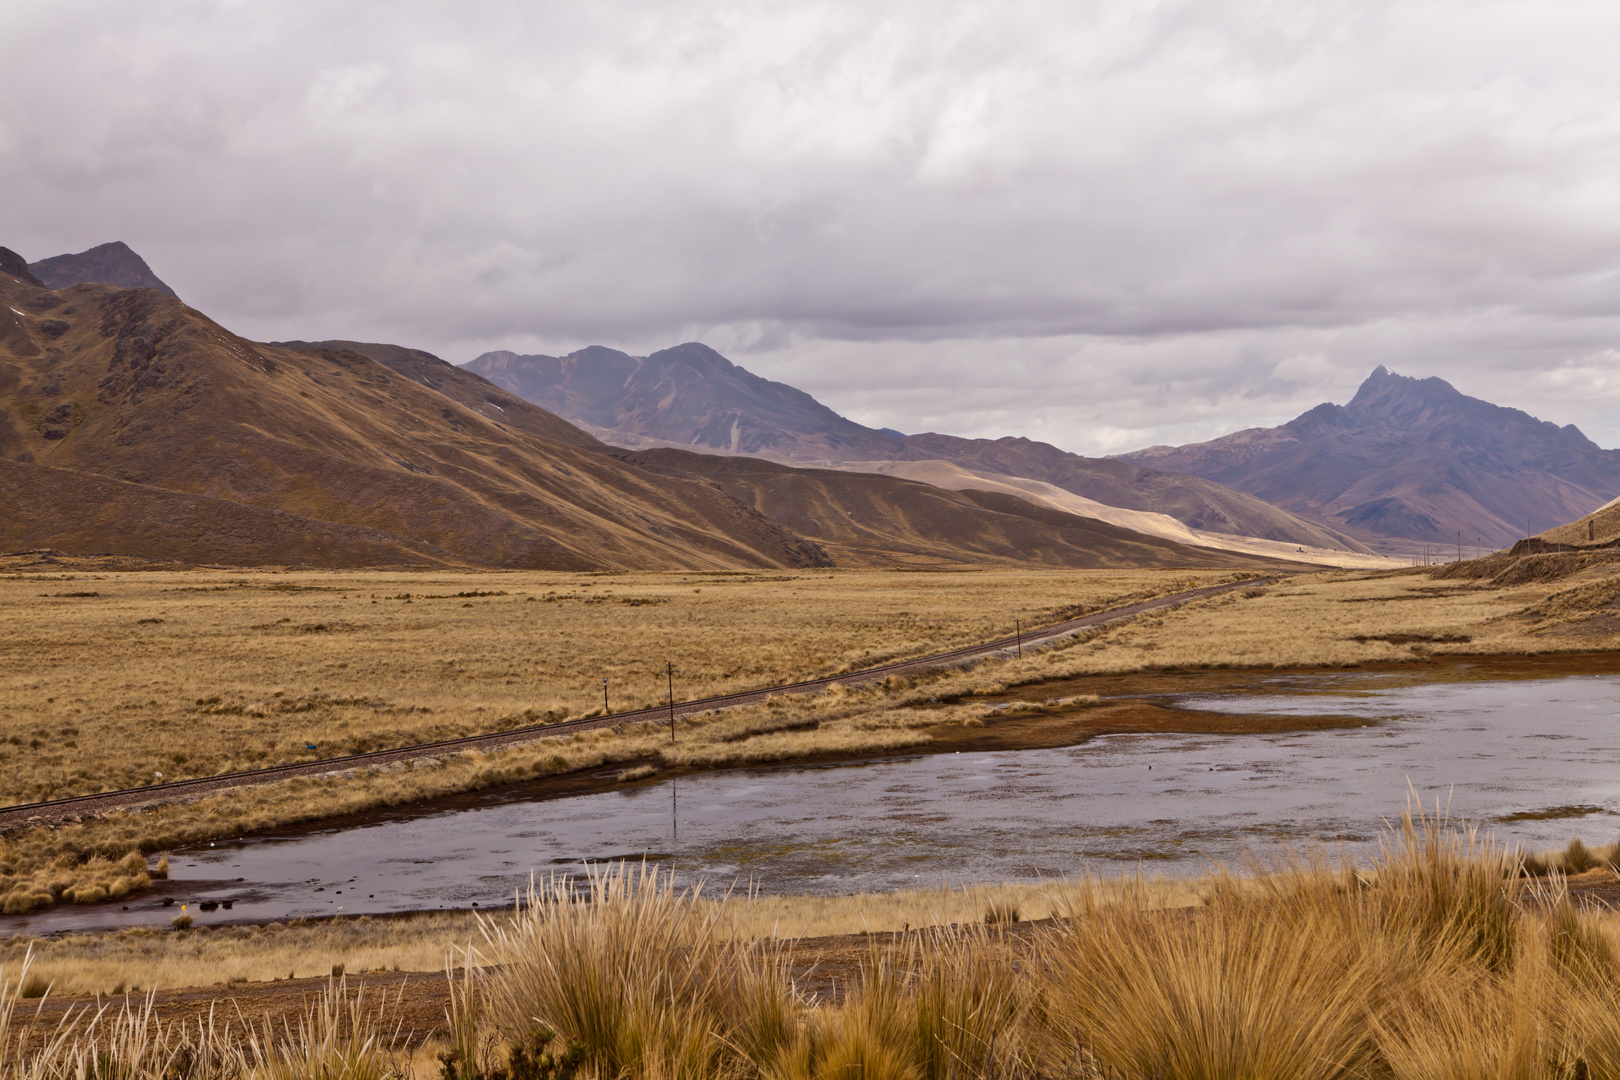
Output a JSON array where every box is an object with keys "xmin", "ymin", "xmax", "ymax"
[{"xmin": 8, "ymin": 669, "xmax": 1620, "ymax": 936}]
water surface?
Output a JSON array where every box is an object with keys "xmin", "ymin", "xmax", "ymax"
[{"xmin": 9, "ymin": 673, "xmax": 1619, "ymax": 935}]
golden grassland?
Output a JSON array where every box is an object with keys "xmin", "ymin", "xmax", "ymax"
[
  {"xmin": 11, "ymin": 815, "xmax": 1620, "ymax": 1079},
  {"xmin": 0, "ymin": 565, "xmax": 1218, "ymax": 803},
  {"xmin": 4, "ymin": 551, "xmax": 1620, "ymax": 917}
]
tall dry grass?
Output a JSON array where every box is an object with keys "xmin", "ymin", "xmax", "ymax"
[
  {"xmin": 462, "ymin": 809, "xmax": 1620, "ymax": 1079},
  {"xmin": 2, "ymin": 876, "xmax": 1210, "ymax": 999},
  {"xmin": 0, "ymin": 950, "xmax": 403, "ymax": 1080},
  {"xmin": 473, "ymin": 865, "xmax": 1036, "ymax": 1080},
  {"xmin": 435, "ymin": 809, "xmax": 1620, "ymax": 1079}
]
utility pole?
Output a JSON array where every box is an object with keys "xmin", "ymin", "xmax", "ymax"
[
  {"xmin": 1015, "ymin": 619, "xmax": 1022, "ymax": 658},
  {"xmin": 667, "ymin": 661, "xmax": 676, "ymax": 745},
  {"xmin": 602, "ymin": 677, "xmax": 609, "ymax": 716}
]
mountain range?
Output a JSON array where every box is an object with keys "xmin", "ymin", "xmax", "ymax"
[
  {"xmin": 277, "ymin": 340, "xmax": 1290, "ymax": 570},
  {"xmin": 467, "ymin": 347, "xmax": 1620, "ymax": 553},
  {"xmin": 465, "ymin": 345, "xmax": 1373, "ymax": 561},
  {"xmin": 11, "ymin": 238, "xmax": 1606, "ymax": 567},
  {"xmin": 0, "ymin": 251, "xmax": 1290, "ymax": 571},
  {"xmin": 1119, "ymin": 366, "xmax": 1620, "ymax": 548}
]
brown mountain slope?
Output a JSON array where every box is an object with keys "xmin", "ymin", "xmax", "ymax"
[
  {"xmin": 0, "ymin": 275, "xmax": 827, "ymax": 570},
  {"xmin": 464, "ymin": 343, "xmax": 1366, "ymax": 552},
  {"xmin": 271, "ymin": 340, "xmax": 599, "ymax": 448},
  {"xmin": 614, "ymin": 448, "xmax": 1305, "ymax": 570},
  {"xmin": 0, "ymin": 458, "xmax": 466, "ymax": 567},
  {"xmin": 1119, "ymin": 367, "xmax": 1620, "ymax": 548}
]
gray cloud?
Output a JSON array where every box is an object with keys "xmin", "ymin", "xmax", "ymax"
[{"xmin": 4, "ymin": 0, "xmax": 1617, "ymax": 453}]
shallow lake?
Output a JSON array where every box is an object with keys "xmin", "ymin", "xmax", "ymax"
[{"xmin": 8, "ymin": 671, "xmax": 1620, "ymax": 935}]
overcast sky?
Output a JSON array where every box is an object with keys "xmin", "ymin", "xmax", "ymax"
[{"xmin": 4, "ymin": 0, "xmax": 1617, "ymax": 453}]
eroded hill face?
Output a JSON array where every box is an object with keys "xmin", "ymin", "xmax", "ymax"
[
  {"xmin": 464, "ymin": 343, "xmax": 1366, "ymax": 553},
  {"xmin": 0, "ymin": 277, "xmax": 828, "ymax": 570},
  {"xmin": 1120, "ymin": 366, "xmax": 1620, "ymax": 548}
]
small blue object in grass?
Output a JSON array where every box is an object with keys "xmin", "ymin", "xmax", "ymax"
[{"xmin": 306, "ymin": 743, "xmax": 317, "ymax": 751}]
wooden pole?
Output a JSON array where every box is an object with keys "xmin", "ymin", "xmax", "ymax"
[
  {"xmin": 667, "ymin": 661, "xmax": 676, "ymax": 745},
  {"xmin": 1015, "ymin": 619, "xmax": 1022, "ymax": 658}
]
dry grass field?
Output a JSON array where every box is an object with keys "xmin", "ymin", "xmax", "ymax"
[{"xmin": 0, "ymin": 563, "xmax": 1214, "ymax": 804}]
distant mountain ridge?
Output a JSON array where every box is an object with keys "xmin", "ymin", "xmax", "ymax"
[
  {"xmin": 27, "ymin": 241, "xmax": 179, "ymax": 299},
  {"xmin": 464, "ymin": 344, "xmax": 1370, "ymax": 555},
  {"xmin": 1119, "ymin": 366, "xmax": 1620, "ymax": 547},
  {"xmin": 469, "ymin": 343, "xmax": 904, "ymax": 460}
]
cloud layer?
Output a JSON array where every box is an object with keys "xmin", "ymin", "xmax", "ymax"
[{"xmin": 4, "ymin": 0, "xmax": 1617, "ymax": 452}]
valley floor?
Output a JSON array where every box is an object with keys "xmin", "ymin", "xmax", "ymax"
[{"xmin": 4, "ymin": 546, "xmax": 1620, "ymax": 993}]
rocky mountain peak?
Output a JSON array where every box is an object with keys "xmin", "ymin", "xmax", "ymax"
[
  {"xmin": 28, "ymin": 241, "xmax": 179, "ymax": 299},
  {"xmin": 1117, "ymin": 365, "xmax": 1620, "ymax": 546}
]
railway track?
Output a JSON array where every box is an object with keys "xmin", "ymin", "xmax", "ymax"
[{"xmin": 0, "ymin": 577, "xmax": 1268, "ymax": 829}]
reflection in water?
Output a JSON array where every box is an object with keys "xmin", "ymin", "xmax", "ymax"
[{"xmin": 8, "ymin": 674, "xmax": 1620, "ymax": 935}]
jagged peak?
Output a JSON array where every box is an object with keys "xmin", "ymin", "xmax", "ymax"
[
  {"xmin": 1346, "ymin": 365, "xmax": 1465, "ymax": 413},
  {"xmin": 28, "ymin": 240, "xmax": 179, "ymax": 299}
]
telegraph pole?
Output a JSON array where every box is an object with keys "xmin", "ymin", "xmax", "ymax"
[
  {"xmin": 602, "ymin": 677, "xmax": 609, "ymax": 716},
  {"xmin": 1015, "ymin": 619, "xmax": 1022, "ymax": 658},
  {"xmin": 667, "ymin": 661, "xmax": 676, "ymax": 745}
]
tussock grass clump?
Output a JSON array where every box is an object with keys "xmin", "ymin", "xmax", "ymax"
[
  {"xmin": 1520, "ymin": 835, "xmax": 1620, "ymax": 877},
  {"xmin": 479, "ymin": 866, "xmax": 802, "ymax": 1080},
  {"xmin": 1046, "ymin": 888, "xmax": 1377, "ymax": 1079},
  {"xmin": 783, "ymin": 928, "xmax": 1029, "ymax": 1080}
]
